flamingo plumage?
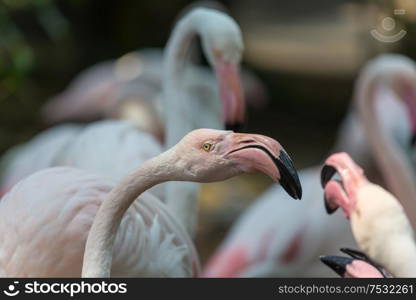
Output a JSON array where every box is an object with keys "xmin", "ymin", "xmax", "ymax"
[
  {"xmin": 1, "ymin": 8, "xmax": 247, "ymax": 236},
  {"xmin": 203, "ymin": 54, "xmax": 416, "ymax": 277},
  {"xmin": 322, "ymin": 152, "xmax": 416, "ymax": 277},
  {"xmin": 0, "ymin": 129, "xmax": 301, "ymax": 277}
]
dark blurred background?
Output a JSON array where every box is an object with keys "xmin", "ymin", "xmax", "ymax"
[
  {"xmin": 2, "ymin": 0, "xmax": 415, "ymax": 159},
  {"xmin": 1, "ymin": 0, "xmax": 415, "ymax": 261}
]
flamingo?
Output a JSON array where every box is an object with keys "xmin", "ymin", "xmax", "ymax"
[
  {"xmin": 352, "ymin": 55, "xmax": 416, "ymax": 227},
  {"xmin": 59, "ymin": 7, "xmax": 246, "ymax": 235},
  {"xmin": 0, "ymin": 121, "xmax": 163, "ymax": 199},
  {"xmin": 41, "ymin": 48, "xmax": 267, "ymax": 138},
  {"xmin": 203, "ymin": 54, "xmax": 416, "ymax": 277},
  {"xmin": 0, "ymin": 124, "xmax": 82, "ymax": 197},
  {"xmin": 53, "ymin": 120, "xmax": 165, "ymax": 199},
  {"xmin": 320, "ymin": 248, "xmax": 393, "ymax": 278},
  {"xmin": 0, "ymin": 129, "xmax": 302, "ymax": 277},
  {"xmin": 0, "ymin": 8, "xmax": 247, "ymax": 231},
  {"xmin": 41, "ymin": 49, "xmax": 166, "ymax": 140},
  {"xmin": 154, "ymin": 7, "xmax": 245, "ymax": 234},
  {"xmin": 322, "ymin": 152, "xmax": 416, "ymax": 277}
]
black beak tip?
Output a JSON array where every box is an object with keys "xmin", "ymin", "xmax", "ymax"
[
  {"xmin": 321, "ymin": 165, "xmax": 337, "ymax": 188},
  {"xmin": 339, "ymin": 248, "xmax": 391, "ymax": 278},
  {"xmin": 320, "ymin": 255, "xmax": 352, "ymax": 277},
  {"xmin": 277, "ymin": 151, "xmax": 302, "ymax": 200},
  {"xmin": 340, "ymin": 248, "xmax": 368, "ymax": 261},
  {"xmin": 225, "ymin": 122, "xmax": 244, "ymax": 132},
  {"xmin": 324, "ymin": 194, "xmax": 338, "ymax": 214}
]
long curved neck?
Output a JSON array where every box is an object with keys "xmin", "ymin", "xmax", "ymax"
[
  {"xmin": 332, "ymin": 110, "xmax": 380, "ymax": 183},
  {"xmin": 385, "ymin": 235, "xmax": 416, "ymax": 277},
  {"xmin": 82, "ymin": 150, "xmax": 176, "ymax": 277},
  {"xmin": 365, "ymin": 227, "xmax": 416, "ymax": 277},
  {"xmin": 162, "ymin": 13, "xmax": 205, "ymax": 235},
  {"xmin": 163, "ymin": 12, "xmax": 204, "ymax": 149},
  {"xmin": 356, "ymin": 78, "xmax": 416, "ymax": 229}
]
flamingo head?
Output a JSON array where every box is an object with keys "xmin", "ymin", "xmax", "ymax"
[
  {"xmin": 193, "ymin": 8, "xmax": 245, "ymax": 131},
  {"xmin": 320, "ymin": 152, "xmax": 369, "ymax": 218},
  {"xmin": 320, "ymin": 248, "xmax": 393, "ymax": 278},
  {"xmin": 171, "ymin": 129, "xmax": 302, "ymax": 200}
]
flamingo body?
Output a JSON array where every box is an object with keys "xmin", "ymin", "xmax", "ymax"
[
  {"xmin": 0, "ymin": 167, "xmax": 198, "ymax": 277},
  {"xmin": 0, "ymin": 125, "xmax": 81, "ymax": 195},
  {"xmin": 204, "ymin": 167, "xmax": 355, "ymax": 277}
]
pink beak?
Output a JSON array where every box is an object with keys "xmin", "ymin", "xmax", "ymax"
[
  {"xmin": 214, "ymin": 56, "xmax": 245, "ymax": 131},
  {"xmin": 226, "ymin": 133, "xmax": 302, "ymax": 200},
  {"xmin": 320, "ymin": 152, "xmax": 368, "ymax": 216}
]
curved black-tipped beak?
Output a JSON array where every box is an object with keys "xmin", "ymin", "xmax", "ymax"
[
  {"xmin": 324, "ymin": 193, "xmax": 338, "ymax": 214},
  {"xmin": 320, "ymin": 255, "xmax": 352, "ymax": 277},
  {"xmin": 340, "ymin": 248, "xmax": 392, "ymax": 278},
  {"xmin": 276, "ymin": 151, "xmax": 302, "ymax": 200},
  {"xmin": 321, "ymin": 165, "xmax": 342, "ymax": 214},
  {"xmin": 321, "ymin": 165, "xmax": 337, "ymax": 188},
  {"xmin": 225, "ymin": 122, "xmax": 244, "ymax": 132}
]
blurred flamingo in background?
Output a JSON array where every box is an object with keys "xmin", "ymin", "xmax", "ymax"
[
  {"xmin": 0, "ymin": 119, "xmax": 163, "ymax": 199},
  {"xmin": 55, "ymin": 7, "xmax": 248, "ymax": 229},
  {"xmin": 40, "ymin": 1, "xmax": 264, "ymax": 135},
  {"xmin": 0, "ymin": 124, "xmax": 82, "ymax": 196},
  {"xmin": 41, "ymin": 48, "xmax": 268, "ymax": 141},
  {"xmin": 161, "ymin": 7, "xmax": 246, "ymax": 234},
  {"xmin": 321, "ymin": 152, "xmax": 416, "ymax": 277},
  {"xmin": 353, "ymin": 55, "xmax": 416, "ymax": 226},
  {"xmin": 0, "ymin": 7, "xmax": 247, "ymax": 224},
  {"xmin": 203, "ymin": 54, "xmax": 416, "ymax": 277},
  {"xmin": 0, "ymin": 129, "xmax": 301, "ymax": 277},
  {"xmin": 41, "ymin": 49, "xmax": 166, "ymax": 140}
]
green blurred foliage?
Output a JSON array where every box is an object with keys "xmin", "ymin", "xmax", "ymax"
[
  {"xmin": 0, "ymin": 0, "xmax": 71, "ymax": 101},
  {"xmin": 0, "ymin": 0, "xmax": 197, "ymax": 154}
]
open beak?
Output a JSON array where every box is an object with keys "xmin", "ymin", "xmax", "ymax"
[
  {"xmin": 321, "ymin": 252, "xmax": 391, "ymax": 278},
  {"xmin": 321, "ymin": 165, "xmax": 341, "ymax": 214},
  {"xmin": 321, "ymin": 165, "xmax": 337, "ymax": 188},
  {"xmin": 340, "ymin": 248, "xmax": 369, "ymax": 261},
  {"xmin": 214, "ymin": 56, "xmax": 245, "ymax": 131},
  {"xmin": 226, "ymin": 133, "xmax": 302, "ymax": 199},
  {"xmin": 320, "ymin": 153, "xmax": 368, "ymax": 216},
  {"xmin": 340, "ymin": 248, "xmax": 393, "ymax": 278},
  {"xmin": 320, "ymin": 255, "xmax": 352, "ymax": 277}
]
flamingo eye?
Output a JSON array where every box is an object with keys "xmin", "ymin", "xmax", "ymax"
[{"xmin": 202, "ymin": 142, "xmax": 213, "ymax": 152}]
